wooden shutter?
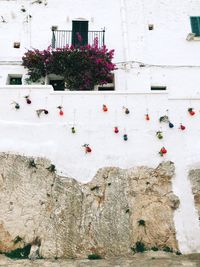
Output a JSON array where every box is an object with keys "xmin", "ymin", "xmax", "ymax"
[
  {"xmin": 72, "ymin": 21, "xmax": 88, "ymax": 46},
  {"xmin": 190, "ymin": 17, "xmax": 200, "ymax": 36}
]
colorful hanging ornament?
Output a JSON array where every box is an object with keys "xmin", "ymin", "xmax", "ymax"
[
  {"xmin": 123, "ymin": 106, "xmax": 130, "ymax": 114},
  {"xmin": 114, "ymin": 126, "xmax": 119, "ymax": 134},
  {"xmin": 71, "ymin": 126, "xmax": 76, "ymax": 134},
  {"xmin": 36, "ymin": 109, "xmax": 49, "ymax": 117},
  {"xmin": 11, "ymin": 101, "xmax": 20, "ymax": 110},
  {"xmin": 83, "ymin": 144, "xmax": 92, "ymax": 153},
  {"xmin": 57, "ymin": 106, "xmax": 64, "ymax": 116},
  {"xmin": 180, "ymin": 123, "xmax": 186, "ymax": 130},
  {"xmin": 145, "ymin": 114, "xmax": 150, "ymax": 121},
  {"xmin": 123, "ymin": 134, "xmax": 128, "ymax": 141},
  {"xmin": 188, "ymin": 108, "xmax": 195, "ymax": 116},
  {"xmin": 159, "ymin": 115, "xmax": 169, "ymax": 123},
  {"xmin": 24, "ymin": 95, "xmax": 31, "ymax": 104},
  {"xmin": 159, "ymin": 147, "xmax": 167, "ymax": 156},
  {"xmin": 102, "ymin": 104, "xmax": 108, "ymax": 112},
  {"xmin": 168, "ymin": 122, "xmax": 174, "ymax": 128},
  {"xmin": 156, "ymin": 131, "xmax": 163, "ymax": 139}
]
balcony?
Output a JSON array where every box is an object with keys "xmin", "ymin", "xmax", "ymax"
[{"xmin": 51, "ymin": 29, "xmax": 105, "ymax": 49}]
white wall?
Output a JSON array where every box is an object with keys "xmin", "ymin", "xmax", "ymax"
[
  {"xmin": 0, "ymin": 86, "xmax": 199, "ymax": 253},
  {"xmin": 1, "ymin": 0, "xmax": 200, "ymax": 254},
  {"xmin": 1, "ymin": 0, "xmax": 200, "ymax": 95}
]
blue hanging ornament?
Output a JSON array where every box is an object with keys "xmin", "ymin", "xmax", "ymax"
[
  {"xmin": 123, "ymin": 134, "xmax": 128, "ymax": 141},
  {"xmin": 169, "ymin": 122, "xmax": 174, "ymax": 128}
]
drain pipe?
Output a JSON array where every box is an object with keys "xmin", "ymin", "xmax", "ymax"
[
  {"xmin": 120, "ymin": 0, "xmax": 130, "ymax": 92},
  {"xmin": 120, "ymin": 0, "xmax": 129, "ymax": 69}
]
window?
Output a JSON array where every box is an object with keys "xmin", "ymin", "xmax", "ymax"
[
  {"xmin": 72, "ymin": 20, "xmax": 88, "ymax": 46},
  {"xmin": 190, "ymin": 17, "xmax": 200, "ymax": 37},
  {"xmin": 8, "ymin": 75, "xmax": 22, "ymax": 85},
  {"xmin": 148, "ymin": 24, "xmax": 154, "ymax": 30},
  {"xmin": 97, "ymin": 73, "xmax": 115, "ymax": 91},
  {"xmin": 151, "ymin": 86, "xmax": 166, "ymax": 91},
  {"xmin": 49, "ymin": 79, "xmax": 65, "ymax": 91},
  {"xmin": 98, "ymin": 86, "xmax": 115, "ymax": 91}
]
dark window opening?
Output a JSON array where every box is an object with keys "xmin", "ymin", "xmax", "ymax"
[
  {"xmin": 72, "ymin": 20, "xmax": 88, "ymax": 46},
  {"xmin": 9, "ymin": 77, "xmax": 22, "ymax": 85},
  {"xmin": 190, "ymin": 17, "xmax": 200, "ymax": 37},
  {"xmin": 148, "ymin": 24, "xmax": 154, "ymax": 30},
  {"xmin": 97, "ymin": 73, "xmax": 115, "ymax": 91},
  {"xmin": 50, "ymin": 80, "xmax": 65, "ymax": 91},
  {"xmin": 151, "ymin": 86, "xmax": 166, "ymax": 91},
  {"xmin": 98, "ymin": 86, "xmax": 115, "ymax": 91}
]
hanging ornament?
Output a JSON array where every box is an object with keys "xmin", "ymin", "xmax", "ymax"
[
  {"xmin": 159, "ymin": 147, "xmax": 167, "ymax": 156},
  {"xmin": 57, "ymin": 106, "xmax": 64, "ymax": 116},
  {"xmin": 156, "ymin": 131, "xmax": 163, "ymax": 139},
  {"xmin": 83, "ymin": 144, "xmax": 92, "ymax": 153},
  {"xmin": 36, "ymin": 109, "xmax": 49, "ymax": 117},
  {"xmin": 114, "ymin": 126, "xmax": 119, "ymax": 134},
  {"xmin": 11, "ymin": 101, "xmax": 20, "ymax": 110},
  {"xmin": 102, "ymin": 104, "xmax": 108, "ymax": 112},
  {"xmin": 159, "ymin": 115, "xmax": 169, "ymax": 123},
  {"xmin": 24, "ymin": 95, "xmax": 31, "ymax": 104},
  {"xmin": 145, "ymin": 114, "xmax": 150, "ymax": 121},
  {"xmin": 71, "ymin": 126, "xmax": 76, "ymax": 134},
  {"xmin": 123, "ymin": 134, "xmax": 128, "ymax": 141},
  {"xmin": 180, "ymin": 123, "xmax": 186, "ymax": 130},
  {"xmin": 123, "ymin": 106, "xmax": 130, "ymax": 114},
  {"xmin": 168, "ymin": 122, "xmax": 174, "ymax": 128},
  {"xmin": 188, "ymin": 108, "xmax": 195, "ymax": 116}
]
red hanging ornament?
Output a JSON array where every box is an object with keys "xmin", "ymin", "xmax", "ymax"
[
  {"xmin": 145, "ymin": 114, "xmax": 150, "ymax": 121},
  {"xmin": 103, "ymin": 104, "xmax": 108, "ymax": 112},
  {"xmin": 24, "ymin": 95, "xmax": 31, "ymax": 104},
  {"xmin": 159, "ymin": 147, "xmax": 167, "ymax": 156},
  {"xmin": 83, "ymin": 144, "xmax": 92, "ymax": 153},
  {"xmin": 188, "ymin": 108, "xmax": 195, "ymax": 116},
  {"xmin": 57, "ymin": 106, "xmax": 64, "ymax": 116},
  {"xmin": 180, "ymin": 124, "xmax": 186, "ymax": 130},
  {"xmin": 114, "ymin": 126, "xmax": 119, "ymax": 133}
]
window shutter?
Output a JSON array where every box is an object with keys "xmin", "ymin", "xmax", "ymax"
[{"xmin": 190, "ymin": 17, "xmax": 200, "ymax": 36}]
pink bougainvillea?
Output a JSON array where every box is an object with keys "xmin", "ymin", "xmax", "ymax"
[{"xmin": 22, "ymin": 44, "xmax": 116, "ymax": 90}]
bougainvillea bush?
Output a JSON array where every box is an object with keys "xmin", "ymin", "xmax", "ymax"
[{"xmin": 22, "ymin": 44, "xmax": 116, "ymax": 90}]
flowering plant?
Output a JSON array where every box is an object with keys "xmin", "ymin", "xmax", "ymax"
[{"xmin": 22, "ymin": 44, "xmax": 116, "ymax": 90}]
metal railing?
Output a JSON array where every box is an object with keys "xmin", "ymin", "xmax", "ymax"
[{"xmin": 51, "ymin": 29, "xmax": 105, "ymax": 49}]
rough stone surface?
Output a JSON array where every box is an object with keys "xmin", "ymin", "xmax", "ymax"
[
  {"xmin": 0, "ymin": 153, "xmax": 179, "ymax": 258},
  {"xmin": 189, "ymin": 169, "xmax": 200, "ymax": 215}
]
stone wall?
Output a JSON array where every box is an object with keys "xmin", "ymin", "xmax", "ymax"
[
  {"xmin": 189, "ymin": 169, "xmax": 200, "ymax": 217},
  {"xmin": 0, "ymin": 153, "xmax": 179, "ymax": 258}
]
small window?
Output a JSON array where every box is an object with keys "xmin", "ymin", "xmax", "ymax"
[
  {"xmin": 151, "ymin": 86, "xmax": 166, "ymax": 91},
  {"xmin": 190, "ymin": 17, "xmax": 200, "ymax": 37},
  {"xmin": 9, "ymin": 76, "xmax": 22, "ymax": 85},
  {"xmin": 148, "ymin": 24, "xmax": 154, "ymax": 30},
  {"xmin": 97, "ymin": 74, "xmax": 115, "ymax": 91},
  {"xmin": 49, "ymin": 79, "xmax": 65, "ymax": 91},
  {"xmin": 98, "ymin": 86, "xmax": 115, "ymax": 91}
]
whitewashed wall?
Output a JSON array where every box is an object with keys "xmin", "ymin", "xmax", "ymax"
[
  {"xmin": 0, "ymin": 86, "xmax": 199, "ymax": 253},
  {"xmin": 1, "ymin": 0, "xmax": 200, "ymax": 94},
  {"xmin": 1, "ymin": 0, "xmax": 200, "ymax": 255}
]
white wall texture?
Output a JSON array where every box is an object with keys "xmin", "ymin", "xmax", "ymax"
[{"xmin": 1, "ymin": 0, "xmax": 200, "ymax": 254}]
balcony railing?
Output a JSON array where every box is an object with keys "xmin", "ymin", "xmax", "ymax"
[{"xmin": 51, "ymin": 29, "xmax": 105, "ymax": 49}]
